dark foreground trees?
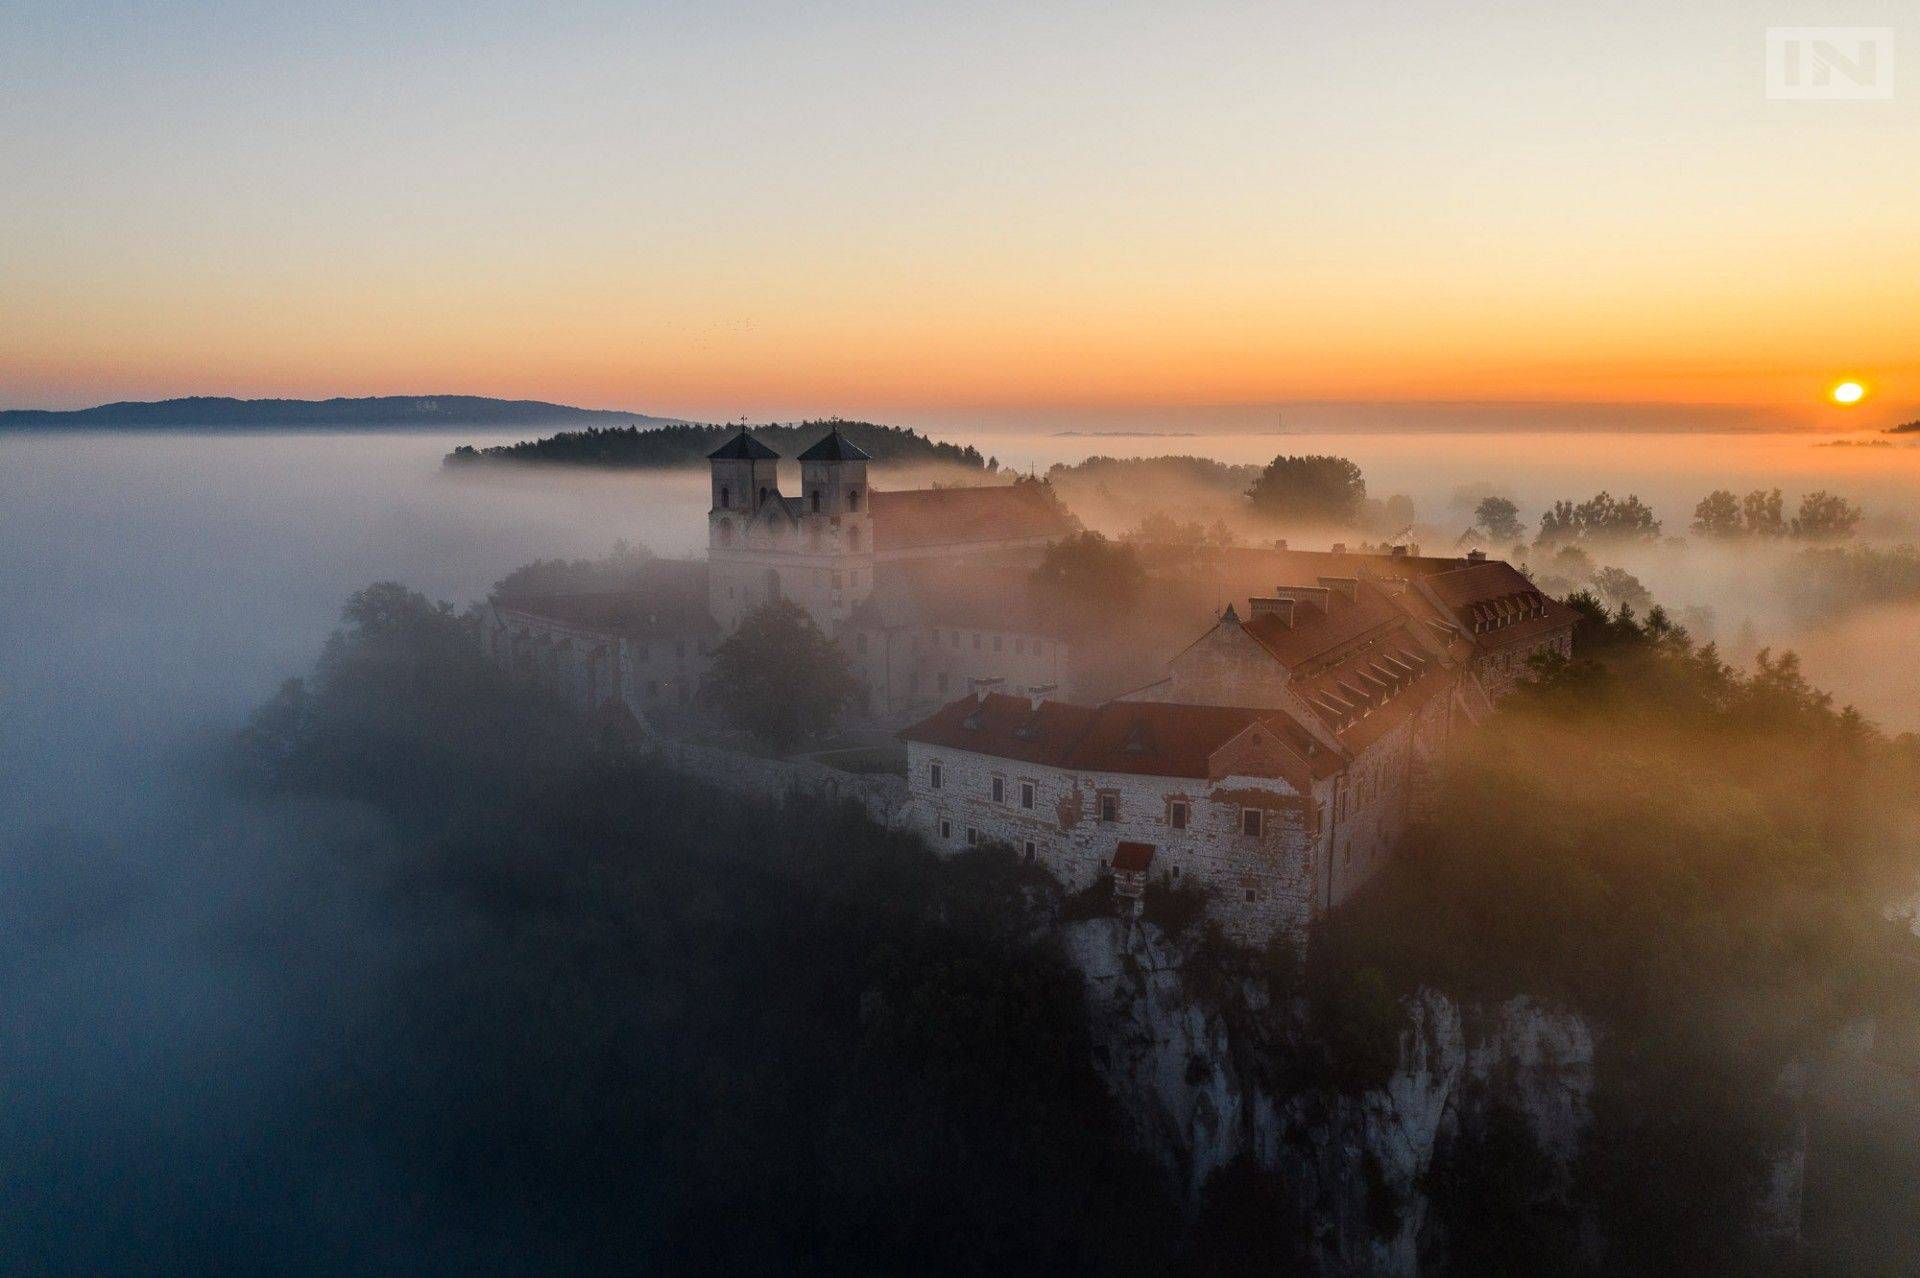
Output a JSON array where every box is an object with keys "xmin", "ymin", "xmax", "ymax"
[
  {"xmin": 1321, "ymin": 600, "xmax": 1920, "ymax": 1273},
  {"xmin": 236, "ymin": 583, "xmax": 1177, "ymax": 1273}
]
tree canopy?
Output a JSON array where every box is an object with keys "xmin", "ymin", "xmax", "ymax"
[
  {"xmin": 1244, "ymin": 454, "xmax": 1368, "ymax": 527},
  {"xmin": 1535, "ymin": 491, "xmax": 1662, "ymax": 547},
  {"xmin": 1473, "ymin": 495, "xmax": 1523, "ymax": 542},
  {"xmin": 1029, "ymin": 531, "xmax": 1148, "ymax": 629},
  {"xmin": 704, "ymin": 597, "xmax": 859, "ymax": 751}
]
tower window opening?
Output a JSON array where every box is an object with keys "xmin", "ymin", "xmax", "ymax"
[{"xmin": 848, "ymin": 488, "xmax": 861, "ymax": 512}]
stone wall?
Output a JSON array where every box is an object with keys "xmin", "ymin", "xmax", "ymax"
[{"xmin": 903, "ymin": 740, "xmax": 1319, "ymax": 942}]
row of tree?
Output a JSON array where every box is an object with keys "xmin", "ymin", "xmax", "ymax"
[{"xmin": 1468, "ymin": 487, "xmax": 1866, "ymax": 549}]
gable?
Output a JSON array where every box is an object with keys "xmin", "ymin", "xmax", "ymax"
[{"xmin": 1207, "ymin": 721, "xmax": 1312, "ymax": 793}]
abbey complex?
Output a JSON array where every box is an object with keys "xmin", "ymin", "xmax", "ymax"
[{"xmin": 488, "ymin": 426, "xmax": 1576, "ymax": 942}]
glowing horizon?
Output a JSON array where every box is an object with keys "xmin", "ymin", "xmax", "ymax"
[{"xmin": 3, "ymin": 2, "xmax": 1915, "ymax": 426}]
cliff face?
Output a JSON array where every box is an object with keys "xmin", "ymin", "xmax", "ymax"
[{"xmin": 1063, "ymin": 918, "xmax": 1597, "ymax": 1275}]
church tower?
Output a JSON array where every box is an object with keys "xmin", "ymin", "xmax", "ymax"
[
  {"xmin": 708, "ymin": 425, "xmax": 784, "ymax": 630},
  {"xmin": 796, "ymin": 425, "xmax": 875, "ymax": 624}
]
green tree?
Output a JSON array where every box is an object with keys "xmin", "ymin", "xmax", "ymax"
[
  {"xmin": 1245, "ymin": 454, "xmax": 1367, "ymax": 527},
  {"xmin": 1474, "ymin": 495, "xmax": 1523, "ymax": 542},
  {"xmin": 1790, "ymin": 490, "xmax": 1863, "ymax": 541},
  {"xmin": 1030, "ymin": 530, "xmax": 1147, "ymax": 626},
  {"xmin": 1536, "ymin": 491, "xmax": 1662, "ymax": 547},
  {"xmin": 1691, "ymin": 490, "xmax": 1742, "ymax": 538},
  {"xmin": 1741, "ymin": 488, "xmax": 1785, "ymax": 537},
  {"xmin": 705, "ymin": 597, "xmax": 857, "ymax": 751},
  {"xmin": 1591, "ymin": 565, "xmax": 1652, "ymax": 611}
]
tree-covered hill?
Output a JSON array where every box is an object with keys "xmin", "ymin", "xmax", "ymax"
[
  {"xmin": 443, "ymin": 418, "xmax": 987, "ymax": 470},
  {"xmin": 0, "ymin": 395, "xmax": 680, "ymax": 431}
]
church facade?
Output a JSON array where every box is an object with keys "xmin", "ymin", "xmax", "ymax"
[
  {"xmin": 486, "ymin": 425, "xmax": 1080, "ymax": 723},
  {"xmin": 484, "ymin": 424, "xmax": 1577, "ymax": 943}
]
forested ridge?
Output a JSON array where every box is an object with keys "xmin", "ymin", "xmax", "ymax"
[{"xmin": 444, "ymin": 418, "xmax": 988, "ymax": 470}]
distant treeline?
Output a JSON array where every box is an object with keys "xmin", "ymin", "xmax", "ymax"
[
  {"xmin": 444, "ymin": 418, "xmax": 988, "ymax": 470},
  {"xmin": 0, "ymin": 395, "xmax": 677, "ymax": 430}
]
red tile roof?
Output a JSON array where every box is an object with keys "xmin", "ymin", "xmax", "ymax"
[
  {"xmin": 899, "ymin": 693, "xmax": 1294, "ymax": 780},
  {"xmin": 492, "ymin": 562, "xmax": 716, "ymax": 639},
  {"xmin": 1415, "ymin": 562, "xmax": 1579, "ymax": 653},
  {"xmin": 870, "ymin": 483, "xmax": 1077, "ymax": 552}
]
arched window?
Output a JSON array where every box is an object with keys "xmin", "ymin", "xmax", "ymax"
[
  {"xmin": 847, "ymin": 488, "xmax": 861, "ymax": 512},
  {"xmin": 719, "ymin": 485, "xmax": 729, "ymax": 509},
  {"xmin": 758, "ymin": 486, "xmax": 769, "ymax": 506},
  {"xmin": 810, "ymin": 491, "xmax": 821, "ymax": 512}
]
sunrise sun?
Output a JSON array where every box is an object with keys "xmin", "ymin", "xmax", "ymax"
[{"xmin": 1831, "ymin": 380, "xmax": 1866, "ymax": 405}]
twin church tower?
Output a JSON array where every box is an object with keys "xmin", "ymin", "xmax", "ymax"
[{"xmin": 706, "ymin": 425, "xmax": 876, "ymax": 632}]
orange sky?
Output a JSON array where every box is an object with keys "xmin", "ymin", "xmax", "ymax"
[{"xmin": 3, "ymin": 3, "xmax": 1915, "ymax": 427}]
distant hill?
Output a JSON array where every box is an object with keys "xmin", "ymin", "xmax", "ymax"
[
  {"xmin": 0, "ymin": 395, "xmax": 682, "ymax": 431},
  {"xmin": 444, "ymin": 418, "xmax": 988, "ymax": 470},
  {"xmin": 1887, "ymin": 419, "xmax": 1920, "ymax": 435}
]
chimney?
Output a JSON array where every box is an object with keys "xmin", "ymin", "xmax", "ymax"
[
  {"xmin": 1317, "ymin": 575, "xmax": 1359, "ymax": 603},
  {"xmin": 1248, "ymin": 597, "xmax": 1297, "ymax": 627},
  {"xmin": 1330, "ymin": 542, "xmax": 1347, "ymax": 555},
  {"xmin": 1466, "ymin": 548, "xmax": 1488, "ymax": 563},
  {"xmin": 1025, "ymin": 683, "xmax": 1057, "ymax": 711},
  {"xmin": 1271, "ymin": 584, "xmax": 1333, "ymax": 616},
  {"xmin": 969, "ymin": 675, "xmax": 1005, "ymax": 703}
]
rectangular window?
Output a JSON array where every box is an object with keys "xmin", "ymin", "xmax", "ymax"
[
  {"xmin": 993, "ymin": 635, "xmax": 1002, "ymax": 652},
  {"xmin": 1244, "ymin": 888, "xmax": 1257, "ymax": 903},
  {"xmin": 929, "ymin": 762, "xmax": 943, "ymax": 790},
  {"xmin": 1023, "ymin": 840, "xmax": 1035, "ymax": 860},
  {"xmin": 991, "ymin": 777, "xmax": 1004, "ymax": 803},
  {"xmin": 940, "ymin": 819, "xmax": 951, "ymax": 840},
  {"xmin": 1014, "ymin": 638, "xmax": 1025, "ymax": 655},
  {"xmin": 1099, "ymin": 795, "xmax": 1117, "ymax": 823},
  {"xmin": 1021, "ymin": 782, "xmax": 1034, "ymax": 810},
  {"xmin": 967, "ymin": 827, "xmax": 979, "ymax": 846},
  {"xmin": 1169, "ymin": 800, "xmax": 1188, "ymax": 830},
  {"xmin": 1242, "ymin": 809, "xmax": 1263, "ymax": 838}
]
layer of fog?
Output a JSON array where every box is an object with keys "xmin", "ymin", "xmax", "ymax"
[
  {"xmin": 0, "ymin": 431, "xmax": 713, "ymax": 1268},
  {"xmin": 5, "ymin": 426, "xmax": 1917, "ymax": 1264},
  {"xmin": 1022, "ymin": 430, "xmax": 1920, "ymax": 732}
]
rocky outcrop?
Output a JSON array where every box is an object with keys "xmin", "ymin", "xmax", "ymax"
[{"xmin": 1063, "ymin": 918, "xmax": 1596, "ymax": 1274}]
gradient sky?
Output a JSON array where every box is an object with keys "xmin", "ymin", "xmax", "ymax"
[{"xmin": 3, "ymin": 1, "xmax": 1916, "ymax": 426}]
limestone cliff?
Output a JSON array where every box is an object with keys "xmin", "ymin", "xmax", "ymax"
[{"xmin": 1063, "ymin": 918, "xmax": 1598, "ymax": 1274}]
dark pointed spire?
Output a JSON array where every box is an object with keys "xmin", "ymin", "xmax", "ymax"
[{"xmin": 707, "ymin": 419, "xmax": 779, "ymax": 460}]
